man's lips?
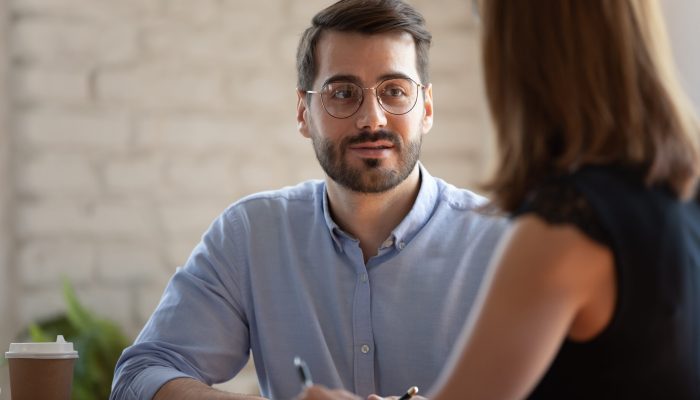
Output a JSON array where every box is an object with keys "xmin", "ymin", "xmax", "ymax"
[
  {"xmin": 348, "ymin": 140, "xmax": 395, "ymax": 150},
  {"xmin": 347, "ymin": 141, "xmax": 395, "ymax": 158},
  {"xmin": 344, "ymin": 130, "xmax": 400, "ymax": 159}
]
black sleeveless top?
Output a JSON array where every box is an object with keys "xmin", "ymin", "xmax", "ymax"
[{"xmin": 515, "ymin": 166, "xmax": 700, "ymax": 399}]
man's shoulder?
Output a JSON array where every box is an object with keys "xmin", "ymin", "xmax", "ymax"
[
  {"xmin": 433, "ymin": 177, "xmax": 490, "ymax": 212},
  {"xmin": 222, "ymin": 179, "xmax": 324, "ymax": 217},
  {"xmin": 424, "ymin": 179, "xmax": 508, "ymax": 252},
  {"xmin": 430, "ymin": 177, "xmax": 508, "ymax": 234}
]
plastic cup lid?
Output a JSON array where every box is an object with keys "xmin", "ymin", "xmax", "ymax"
[{"xmin": 5, "ymin": 335, "xmax": 79, "ymax": 359}]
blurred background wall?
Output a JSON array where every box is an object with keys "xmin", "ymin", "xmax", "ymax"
[
  {"xmin": 1, "ymin": 0, "xmax": 12, "ymax": 388},
  {"xmin": 663, "ymin": 0, "xmax": 700, "ymax": 109},
  {"xmin": 0, "ymin": 0, "xmax": 697, "ymax": 397}
]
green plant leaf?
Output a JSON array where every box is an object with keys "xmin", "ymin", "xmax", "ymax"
[
  {"xmin": 62, "ymin": 279, "xmax": 94, "ymax": 332},
  {"xmin": 20, "ymin": 280, "xmax": 131, "ymax": 400},
  {"xmin": 28, "ymin": 323, "xmax": 53, "ymax": 342}
]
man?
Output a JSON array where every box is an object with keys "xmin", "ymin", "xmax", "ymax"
[{"xmin": 110, "ymin": 1, "xmax": 506, "ymax": 399}]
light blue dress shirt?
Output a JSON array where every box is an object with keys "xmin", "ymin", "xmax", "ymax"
[{"xmin": 110, "ymin": 165, "xmax": 507, "ymax": 400}]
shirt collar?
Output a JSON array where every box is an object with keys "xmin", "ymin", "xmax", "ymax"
[
  {"xmin": 321, "ymin": 162, "xmax": 439, "ymax": 252},
  {"xmin": 388, "ymin": 162, "xmax": 438, "ymax": 250},
  {"xmin": 322, "ymin": 186, "xmax": 347, "ymax": 251}
]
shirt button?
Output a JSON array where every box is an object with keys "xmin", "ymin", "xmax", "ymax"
[
  {"xmin": 360, "ymin": 273, "xmax": 368, "ymax": 283},
  {"xmin": 382, "ymin": 238, "xmax": 394, "ymax": 248},
  {"xmin": 398, "ymin": 241, "xmax": 406, "ymax": 249},
  {"xmin": 361, "ymin": 344, "xmax": 370, "ymax": 354}
]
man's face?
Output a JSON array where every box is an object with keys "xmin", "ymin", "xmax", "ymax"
[{"xmin": 297, "ymin": 31, "xmax": 433, "ymax": 193}]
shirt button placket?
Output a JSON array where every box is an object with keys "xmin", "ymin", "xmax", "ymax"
[{"xmin": 352, "ymin": 267, "xmax": 375, "ymax": 395}]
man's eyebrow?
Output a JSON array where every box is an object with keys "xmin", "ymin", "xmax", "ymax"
[
  {"xmin": 321, "ymin": 72, "xmax": 417, "ymax": 88},
  {"xmin": 376, "ymin": 72, "xmax": 415, "ymax": 82},
  {"xmin": 322, "ymin": 74, "xmax": 361, "ymax": 87}
]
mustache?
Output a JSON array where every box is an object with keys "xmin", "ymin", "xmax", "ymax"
[{"xmin": 344, "ymin": 130, "xmax": 402, "ymax": 147}]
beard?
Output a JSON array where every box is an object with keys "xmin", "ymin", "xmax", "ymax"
[{"xmin": 311, "ymin": 128, "xmax": 422, "ymax": 193}]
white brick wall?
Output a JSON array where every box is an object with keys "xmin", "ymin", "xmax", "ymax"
[
  {"xmin": 17, "ymin": 153, "xmax": 101, "ymax": 197},
  {"xmin": 17, "ymin": 201, "xmax": 156, "ymax": 238},
  {"xmin": 1, "ymin": 0, "xmax": 489, "ymax": 396},
  {"xmin": 97, "ymin": 65, "xmax": 230, "ymax": 111},
  {"xmin": 104, "ymin": 157, "xmax": 164, "ymax": 193},
  {"xmin": 14, "ymin": 67, "xmax": 90, "ymax": 105},
  {"xmin": 96, "ymin": 243, "xmax": 165, "ymax": 284},
  {"xmin": 135, "ymin": 115, "xmax": 258, "ymax": 154},
  {"xmin": 11, "ymin": 18, "xmax": 138, "ymax": 68},
  {"xmin": 17, "ymin": 109, "xmax": 131, "ymax": 152},
  {"xmin": 18, "ymin": 240, "xmax": 95, "ymax": 286}
]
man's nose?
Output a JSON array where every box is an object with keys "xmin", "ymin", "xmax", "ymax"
[{"xmin": 355, "ymin": 89, "xmax": 388, "ymax": 131}]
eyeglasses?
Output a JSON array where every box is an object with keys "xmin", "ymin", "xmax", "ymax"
[{"xmin": 305, "ymin": 77, "xmax": 425, "ymax": 119}]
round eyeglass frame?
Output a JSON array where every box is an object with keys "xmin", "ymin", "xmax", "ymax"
[{"xmin": 305, "ymin": 77, "xmax": 426, "ymax": 119}]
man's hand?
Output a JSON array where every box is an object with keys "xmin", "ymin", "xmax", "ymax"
[
  {"xmin": 367, "ymin": 395, "xmax": 429, "ymax": 400},
  {"xmin": 293, "ymin": 385, "xmax": 362, "ymax": 400}
]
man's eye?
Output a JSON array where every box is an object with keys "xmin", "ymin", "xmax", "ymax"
[
  {"xmin": 333, "ymin": 89, "xmax": 355, "ymax": 99},
  {"xmin": 383, "ymin": 86, "xmax": 407, "ymax": 97},
  {"xmin": 325, "ymin": 84, "xmax": 358, "ymax": 101}
]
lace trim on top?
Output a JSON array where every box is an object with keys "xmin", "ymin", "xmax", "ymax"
[{"xmin": 518, "ymin": 180, "xmax": 611, "ymax": 247}]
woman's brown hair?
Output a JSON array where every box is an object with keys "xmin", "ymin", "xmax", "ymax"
[{"xmin": 481, "ymin": 0, "xmax": 700, "ymax": 212}]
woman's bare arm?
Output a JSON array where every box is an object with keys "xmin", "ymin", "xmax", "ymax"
[{"xmin": 430, "ymin": 215, "xmax": 615, "ymax": 400}]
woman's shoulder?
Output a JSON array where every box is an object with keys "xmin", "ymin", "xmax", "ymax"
[{"xmin": 515, "ymin": 172, "xmax": 611, "ymax": 247}]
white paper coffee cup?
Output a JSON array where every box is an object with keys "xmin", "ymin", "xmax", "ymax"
[{"xmin": 5, "ymin": 335, "xmax": 79, "ymax": 400}]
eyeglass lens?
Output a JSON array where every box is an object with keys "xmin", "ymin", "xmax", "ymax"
[{"xmin": 320, "ymin": 78, "xmax": 420, "ymax": 118}]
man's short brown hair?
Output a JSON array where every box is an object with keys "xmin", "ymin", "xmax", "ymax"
[{"xmin": 296, "ymin": 0, "xmax": 432, "ymax": 91}]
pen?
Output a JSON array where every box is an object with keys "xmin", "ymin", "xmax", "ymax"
[
  {"xmin": 294, "ymin": 356, "xmax": 313, "ymax": 388},
  {"xmin": 397, "ymin": 386, "xmax": 419, "ymax": 400}
]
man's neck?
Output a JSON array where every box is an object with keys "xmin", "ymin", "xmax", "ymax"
[{"xmin": 326, "ymin": 166, "xmax": 421, "ymax": 263}]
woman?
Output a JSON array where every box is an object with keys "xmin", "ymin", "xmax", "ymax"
[{"xmin": 419, "ymin": 0, "xmax": 700, "ymax": 399}]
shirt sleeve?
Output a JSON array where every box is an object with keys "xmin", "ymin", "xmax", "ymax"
[{"xmin": 110, "ymin": 210, "xmax": 252, "ymax": 400}]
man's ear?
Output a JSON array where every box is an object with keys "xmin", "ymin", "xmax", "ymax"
[
  {"xmin": 421, "ymin": 83, "xmax": 434, "ymax": 135},
  {"xmin": 297, "ymin": 89, "xmax": 311, "ymax": 138}
]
